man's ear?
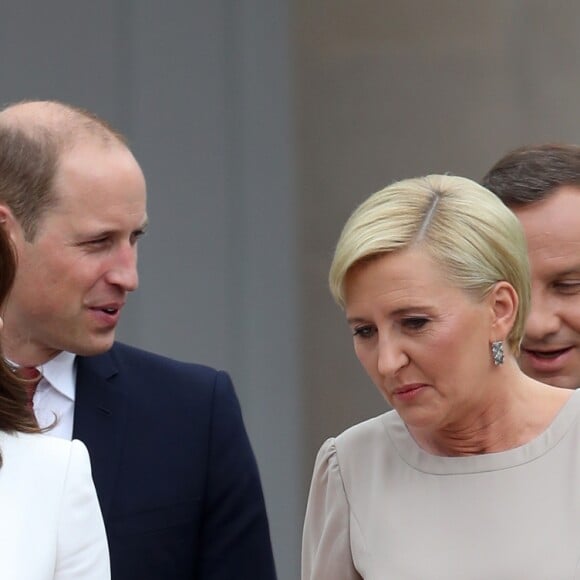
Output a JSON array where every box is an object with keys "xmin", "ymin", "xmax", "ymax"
[{"xmin": 488, "ymin": 281, "xmax": 519, "ymax": 341}]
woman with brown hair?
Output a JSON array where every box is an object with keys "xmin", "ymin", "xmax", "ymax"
[{"xmin": 0, "ymin": 226, "xmax": 110, "ymax": 579}]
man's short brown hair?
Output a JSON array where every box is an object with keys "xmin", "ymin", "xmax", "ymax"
[
  {"xmin": 482, "ymin": 143, "xmax": 580, "ymax": 206},
  {"xmin": 0, "ymin": 100, "xmax": 126, "ymax": 240}
]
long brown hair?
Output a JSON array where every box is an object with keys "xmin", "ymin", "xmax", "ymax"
[{"xmin": 0, "ymin": 225, "xmax": 39, "ymax": 439}]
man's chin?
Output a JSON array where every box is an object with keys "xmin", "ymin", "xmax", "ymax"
[
  {"xmin": 71, "ymin": 336, "xmax": 116, "ymax": 357},
  {"xmin": 522, "ymin": 367, "xmax": 579, "ymax": 390},
  {"xmin": 546, "ymin": 378, "xmax": 579, "ymax": 390}
]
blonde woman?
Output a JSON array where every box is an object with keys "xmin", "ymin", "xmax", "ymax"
[{"xmin": 303, "ymin": 175, "xmax": 580, "ymax": 579}]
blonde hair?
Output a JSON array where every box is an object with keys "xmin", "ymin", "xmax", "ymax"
[{"xmin": 329, "ymin": 174, "xmax": 530, "ymax": 354}]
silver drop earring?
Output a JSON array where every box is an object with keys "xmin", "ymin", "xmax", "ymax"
[{"xmin": 491, "ymin": 340, "xmax": 504, "ymax": 366}]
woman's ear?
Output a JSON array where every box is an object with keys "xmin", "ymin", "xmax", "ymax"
[
  {"xmin": 488, "ymin": 281, "xmax": 518, "ymax": 341},
  {"xmin": 0, "ymin": 204, "xmax": 22, "ymax": 242},
  {"xmin": 0, "ymin": 205, "xmax": 10, "ymax": 225}
]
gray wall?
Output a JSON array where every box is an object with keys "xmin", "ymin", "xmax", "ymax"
[{"xmin": 3, "ymin": 2, "xmax": 580, "ymax": 578}]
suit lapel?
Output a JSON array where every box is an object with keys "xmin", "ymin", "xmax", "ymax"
[{"xmin": 73, "ymin": 348, "xmax": 127, "ymax": 521}]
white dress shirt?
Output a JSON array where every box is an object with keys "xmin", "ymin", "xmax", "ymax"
[{"xmin": 33, "ymin": 351, "xmax": 76, "ymax": 440}]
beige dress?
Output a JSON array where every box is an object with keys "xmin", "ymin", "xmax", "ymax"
[{"xmin": 302, "ymin": 390, "xmax": 580, "ymax": 579}]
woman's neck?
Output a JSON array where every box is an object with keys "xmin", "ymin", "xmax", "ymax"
[{"xmin": 409, "ymin": 377, "xmax": 572, "ymax": 457}]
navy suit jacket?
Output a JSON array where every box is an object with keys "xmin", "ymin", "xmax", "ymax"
[{"xmin": 72, "ymin": 342, "xmax": 277, "ymax": 579}]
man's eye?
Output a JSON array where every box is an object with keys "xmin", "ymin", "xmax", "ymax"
[
  {"xmin": 352, "ymin": 325, "xmax": 376, "ymax": 339},
  {"xmin": 82, "ymin": 237, "xmax": 110, "ymax": 249},
  {"xmin": 130, "ymin": 230, "xmax": 146, "ymax": 245},
  {"xmin": 402, "ymin": 317, "xmax": 429, "ymax": 330}
]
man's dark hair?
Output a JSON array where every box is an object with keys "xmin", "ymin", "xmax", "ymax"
[{"xmin": 482, "ymin": 143, "xmax": 580, "ymax": 206}]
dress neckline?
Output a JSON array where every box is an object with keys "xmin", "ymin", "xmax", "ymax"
[{"xmin": 381, "ymin": 390, "xmax": 580, "ymax": 475}]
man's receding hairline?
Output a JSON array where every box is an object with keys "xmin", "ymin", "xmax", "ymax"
[
  {"xmin": 0, "ymin": 100, "xmax": 126, "ymax": 151},
  {"xmin": 0, "ymin": 100, "xmax": 134, "ymax": 242}
]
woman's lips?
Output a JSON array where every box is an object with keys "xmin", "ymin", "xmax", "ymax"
[{"xmin": 393, "ymin": 383, "xmax": 427, "ymax": 401}]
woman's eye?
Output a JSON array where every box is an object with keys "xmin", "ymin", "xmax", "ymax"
[
  {"xmin": 352, "ymin": 325, "xmax": 376, "ymax": 338},
  {"xmin": 554, "ymin": 281, "xmax": 580, "ymax": 294},
  {"xmin": 402, "ymin": 317, "xmax": 428, "ymax": 330}
]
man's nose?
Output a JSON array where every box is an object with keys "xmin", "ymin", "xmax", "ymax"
[
  {"xmin": 105, "ymin": 245, "xmax": 139, "ymax": 292},
  {"xmin": 525, "ymin": 292, "xmax": 560, "ymax": 341}
]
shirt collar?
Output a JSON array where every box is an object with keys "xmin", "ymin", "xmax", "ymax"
[{"xmin": 37, "ymin": 351, "xmax": 77, "ymax": 402}]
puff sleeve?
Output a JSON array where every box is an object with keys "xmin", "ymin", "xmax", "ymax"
[
  {"xmin": 302, "ymin": 438, "xmax": 362, "ymax": 580},
  {"xmin": 55, "ymin": 439, "xmax": 110, "ymax": 580}
]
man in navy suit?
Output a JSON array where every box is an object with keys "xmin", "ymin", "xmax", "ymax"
[{"xmin": 0, "ymin": 100, "xmax": 277, "ymax": 579}]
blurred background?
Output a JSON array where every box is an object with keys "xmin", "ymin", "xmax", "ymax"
[{"xmin": 3, "ymin": 1, "xmax": 580, "ymax": 577}]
